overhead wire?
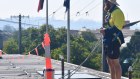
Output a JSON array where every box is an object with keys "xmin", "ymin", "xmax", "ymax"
[
  {"xmin": 87, "ymin": 1, "xmax": 102, "ymax": 12},
  {"xmin": 38, "ymin": 0, "xmax": 101, "ymax": 21},
  {"xmin": 48, "ymin": 0, "xmax": 86, "ymax": 19},
  {"xmin": 76, "ymin": 1, "xmax": 102, "ymax": 16},
  {"xmin": 71, "ymin": 0, "xmax": 102, "ymax": 18},
  {"xmin": 77, "ymin": 0, "xmax": 96, "ymax": 12},
  {"xmin": 73, "ymin": 0, "xmax": 96, "ymax": 16},
  {"xmin": 49, "ymin": 6, "xmax": 63, "ymax": 17},
  {"xmin": 0, "ymin": 19, "xmax": 39, "ymax": 27},
  {"xmin": 48, "ymin": 0, "xmax": 100, "ymax": 19}
]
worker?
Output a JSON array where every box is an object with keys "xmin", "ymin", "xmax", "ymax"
[{"xmin": 100, "ymin": 0, "xmax": 125, "ymax": 79}]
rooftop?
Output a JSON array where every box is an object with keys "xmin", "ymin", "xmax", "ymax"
[{"xmin": 0, "ymin": 54, "xmax": 128, "ymax": 79}]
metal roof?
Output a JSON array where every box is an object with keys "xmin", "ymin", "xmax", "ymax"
[{"xmin": 0, "ymin": 54, "xmax": 128, "ymax": 79}]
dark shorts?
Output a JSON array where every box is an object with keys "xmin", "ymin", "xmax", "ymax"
[{"xmin": 104, "ymin": 43, "xmax": 120, "ymax": 59}]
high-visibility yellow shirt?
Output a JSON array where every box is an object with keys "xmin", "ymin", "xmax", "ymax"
[{"xmin": 109, "ymin": 8, "xmax": 125, "ymax": 30}]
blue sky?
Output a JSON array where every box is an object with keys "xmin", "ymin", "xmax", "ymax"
[{"xmin": 0, "ymin": 0, "xmax": 140, "ymax": 29}]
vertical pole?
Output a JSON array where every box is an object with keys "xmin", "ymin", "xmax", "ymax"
[
  {"xmin": 67, "ymin": 0, "xmax": 70, "ymax": 78},
  {"xmin": 11, "ymin": 15, "xmax": 29, "ymax": 54},
  {"xmin": 61, "ymin": 57, "xmax": 64, "ymax": 79},
  {"xmin": 67, "ymin": 0, "xmax": 70, "ymax": 64},
  {"xmin": 46, "ymin": 0, "xmax": 48, "ymax": 33},
  {"xmin": 102, "ymin": 0, "xmax": 108, "ymax": 72},
  {"xmin": 45, "ymin": 0, "xmax": 48, "ymax": 78},
  {"xmin": 19, "ymin": 14, "xmax": 21, "ymax": 54},
  {"xmin": 128, "ymin": 66, "xmax": 133, "ymax": 79},
  {"xmin": 128, "ymin": 71, "xmax": 132, "ymax": 79},
  {"xmin": 45, "ymin": 0, "xmax": 54, "ymax": 79}
]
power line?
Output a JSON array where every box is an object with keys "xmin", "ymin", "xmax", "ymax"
[
  {"xmin": 38, "ymin": 0, "xmax": 101, "ymax": 21},
  {"xmin": 11, "ymin": 15, "xmax": 29, "ymax": 54},
  {"xmin": 87, "ymin": 1, "xmax": 102, "ymax": 12},
  {"xmin": 48, "ymin": 0, "xmax": 86, "ymax": 19},
  {"xmin": 74, "ymin": 0, "xmax": 96, "ymax": 16},
  {"xmin": 77, "ymin": 1, "xmax": 102, "ymax": 16},
  {"xmin": 0, "ymin": 19, "xmax": 39, "ymax": 27},
  {"xmin": 71, "ymin": 1, "xmax": 102, "ymax": 17},
  {"xmin": 49, "ymin": 6, "xmax": 63, "ymax": 17},
  {"xmin": 48, "ymin": 0, "xmax": 100, "ymax": 19},
  {"xmin": 78, "ymin": 0, "xmax": 96, "ymax": 12}
]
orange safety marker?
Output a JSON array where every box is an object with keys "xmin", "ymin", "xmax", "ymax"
[
  {"xmin": 44, "ymin": 33, "xmax": 50, "ymax": 46},
  {"xmin": 46, "ymin": 69, "xmax": 54, "ymax": 79},
  {"xmin": 0, "ymin": 50, "xmax": 2, "ymax": 59},
  {"xmin": 44, "ymin": 33, "xmax": 54, "ymax": 79},
  {"xmin": 45, "ymin": 58, "xmax": 52, "ymax": 69},
  {"xmin": 35, "ymin": 48, "xmax": 39, "ymax": 56}
]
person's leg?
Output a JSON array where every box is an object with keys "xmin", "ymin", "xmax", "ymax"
[
  {"xmin": 112, "ymin": 59, "xmax": 122, "ymax": 79},
  {"xmin": 107, "ymin": 57, "xmax": 116, "ymax": 79},
  {"xmin": 112, "ymin": 43, "xmax": 122, "ymax": 79}
]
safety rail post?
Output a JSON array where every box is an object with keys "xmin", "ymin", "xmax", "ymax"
[
  {"xmin": 59, "ymin": 55, "xmax": 64, "ymax": 79},
  {"xmin": 128, "ymin": 66, "xmax": 133, "ymax": 79}
]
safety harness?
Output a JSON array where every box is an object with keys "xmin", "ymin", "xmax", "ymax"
[{"xmin": 103, "ymin": 5, "xmax": 125, "ymax": 47}]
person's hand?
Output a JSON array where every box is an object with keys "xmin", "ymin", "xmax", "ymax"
[{"xmin": 100, "ymin": 28, "xmax": 105, "ymax": 35}]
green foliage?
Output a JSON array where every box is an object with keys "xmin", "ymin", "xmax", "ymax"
[
  {"xmin": 50, "ymin": 28, "xmax": 102, "ymax": 69},
  {"xmin": 70, "ymin": 36, "xmax": 90, "ymax": 64},
  {"xmin": 3, "ymin": 24, "xmax": 102, "ymax": 70},
  {"xmin": 81, "ymin": 31, "xmax": 97, "ymax": 42},
  {"xmin": 120, "ymin": 31, "xmax": 140, "ymax": 77},
  {"xmin": 3, "ymin": 38, "xmax": 18, "ymax": 54},
  {"xmin": 132, "ymin": 53, "xmax": 140, "ymax": 79},
  {"xmin": 50, "ymin": 27, "xmax": 67, "ymax": 49},
  {"xmin": 51, "ymin": 44, "xmax": 67, "ymax": 60},
  {"xmin": 121, "ymin": 31, "xmax": 140, "ymax": 58}
]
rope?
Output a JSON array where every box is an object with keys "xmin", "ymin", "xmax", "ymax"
[{"xmin": 59, "ymin": 38, "xmax": 102, "ymax": 79}]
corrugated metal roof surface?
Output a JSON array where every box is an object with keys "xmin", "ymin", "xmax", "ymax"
[{"xmin": 0, "ymin": 54, "xmax": 128, "ymax": 79}]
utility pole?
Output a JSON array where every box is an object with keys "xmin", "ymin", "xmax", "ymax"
[
  {"xmin": 11, "ymin": 14, "xmax": 29, "ymax": 54},
  {"xmin": 102, "ymin": 0, "xmax": 108, "ymax": 72}
]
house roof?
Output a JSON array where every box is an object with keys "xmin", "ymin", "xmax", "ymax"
[{"xmin": 0, "ymin": 54, "xmax": 128, "ymax": 79}]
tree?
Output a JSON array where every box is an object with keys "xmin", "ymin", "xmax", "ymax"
[
  {"xmin": 3, "ymin": 24, "xmax": 102, "ymax": 70},
  {"xmin": 81, "ymin": 31, "xmax": 97, "ymax": 42},
  {"xmin": 121, "ymin": 31, "xmax": 140, "ymax": 59},
  {"xmin": 120, "ymin": 31, "xmax": 140, "ymax": 77},
  {"xmin": 3, "ymin": 38, "xmax": 18, "ymax": 54}
]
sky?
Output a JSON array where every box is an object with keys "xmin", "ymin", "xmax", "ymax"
[{"xmin": 0, "ymin": 0, "xmax": 140, "ymax": 29}]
